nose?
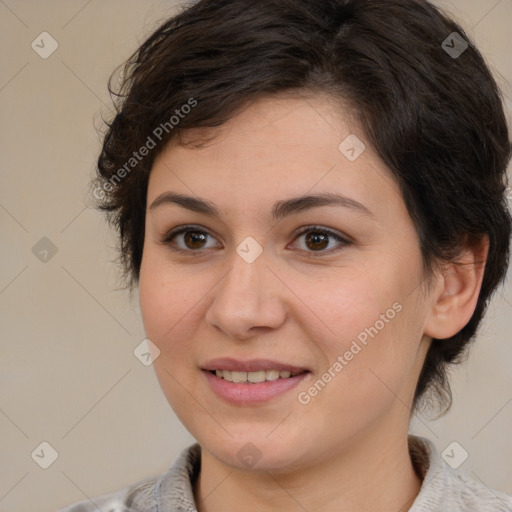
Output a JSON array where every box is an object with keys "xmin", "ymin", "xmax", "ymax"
[{"xmin": 204, "ymin": 247, "xmax": 288, "ymax": 340}]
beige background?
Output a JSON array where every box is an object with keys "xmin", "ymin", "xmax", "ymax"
[{"xmin": 0, "ymin": 1, "xmax": 511, "ymax": 511}]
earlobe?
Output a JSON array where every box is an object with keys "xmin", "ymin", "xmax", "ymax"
[{"xmin": 423, "ymin": 235, "xmax": 489, "ymax": 340}]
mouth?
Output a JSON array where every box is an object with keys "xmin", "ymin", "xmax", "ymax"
[
  {"xmin": 201, "ymin": 358, "xmax": 310, "ymax": 404},
  {"xmin": 208, "ymin": 369, "xmax": 306, "ymax": 383}
]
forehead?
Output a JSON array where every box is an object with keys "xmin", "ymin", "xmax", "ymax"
[{"xmin": 148, "ymin": 95, "xmax": 403, "ymax": 224}]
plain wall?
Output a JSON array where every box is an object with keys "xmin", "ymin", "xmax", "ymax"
[{"xmin": 0, "ymin": 1, "xmax": 511, "ymax": 511}]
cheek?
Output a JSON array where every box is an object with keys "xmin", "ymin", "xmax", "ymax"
[
  {"xmin": 139, "ymin": 244, "xmax": 200, "ymax": 334},
  {"xmin": 304, "ymin": 269, "xmax": 389, "ymax": 352},
  {"xmin": 331, "ymin": 312, "xmax": 418, "ymax": 418},
  {"xmin": 138, "ymin": 252, "xmax": 197, "ymax": 366},
  {"xmin": 299, "ymin": 266, "xmax": 419, "ymax": 409},
  {"xmin": 139, "ymin": 256, "xmax": 204, "ymax": 421}
]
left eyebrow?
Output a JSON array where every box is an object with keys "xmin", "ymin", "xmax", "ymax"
[{"xmin": 149, "ymin": 191, "xmax": 376, "ymax": 221}]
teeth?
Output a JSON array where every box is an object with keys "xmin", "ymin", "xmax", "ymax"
[
  {"xmin": 213, "ymin": 369, "xmax": 299, "ymax": 383},
  {"xmin": 231, "ymin": 371, "xmax": 247, "ymax": 383},
  {"xmin": 248, "ymin": 371, "xmax": 266, "ymax": 383},
  {"xmin": 265, "ymin": 370, "xmax": 279, "ymax": 381}
]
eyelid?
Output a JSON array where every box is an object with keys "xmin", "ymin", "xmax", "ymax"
[
  {"xmin": 292, "ymin": 225, "xmax": 353, "ymax": 244},
  {"xmin": 162, "ymin": 224, "xmax": 222, "ymax": 247},
  {"xmin": 290, "ymin": 225, "xmax": 352, "ymax": 256}
]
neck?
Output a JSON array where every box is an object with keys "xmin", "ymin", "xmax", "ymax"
[{"xmin": 193, "ymin": 424, "xmax": 422, "ymax": 512}]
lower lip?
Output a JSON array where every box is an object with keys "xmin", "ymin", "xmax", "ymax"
[{"xmin": 203, "ymin": 370, "xmax": 309, "ymax": 405}]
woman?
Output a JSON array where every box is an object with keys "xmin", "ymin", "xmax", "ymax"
[{"xmin": 61, "ymin": 0, "xmax": 512, "ymax": 510}]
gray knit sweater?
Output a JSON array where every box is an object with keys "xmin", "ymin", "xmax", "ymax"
[{"xmin": 58, "ymin": 435, "xmax": 512, "ymax": 511}]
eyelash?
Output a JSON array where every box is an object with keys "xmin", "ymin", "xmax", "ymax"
[{"xmin": 161, "ymin": 224, "xmax": 352, "ymax": 258}]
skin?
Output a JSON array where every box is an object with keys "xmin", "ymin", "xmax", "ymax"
[{"xmin": 139, "ymin": 94, "xmax": 488, "ymax": 512}]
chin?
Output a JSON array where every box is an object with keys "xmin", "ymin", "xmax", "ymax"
[
  {"xmin": 213, "ymin": 442, "xmax": 299, "ymax": 472},
  {"xmin": 194, "ymin": 425, "xmax": 313, "ymax": 472}
]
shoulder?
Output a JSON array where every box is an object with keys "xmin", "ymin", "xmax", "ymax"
[
  {"xmin": 449, "ymin": 470, "xmax": 512, "ymax": 511},
  {"xmin": 57, "ymin": 475, "xmax": 158, "ymax": 512},
  {"xmin": 409, "ymin": 435, "xmax": 512, "ymax": 512},
  {"xmin": 57, "ymin": 443, "xmax": 201, "ymax": 512}
]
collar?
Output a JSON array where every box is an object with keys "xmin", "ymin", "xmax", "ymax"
[{"xmin": 147, "ymin": 435, "xmax": 508, "ymax": 512}]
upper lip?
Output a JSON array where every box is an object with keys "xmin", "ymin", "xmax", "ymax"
[{"xmin": 202, "ymin": 358, "xmax": 309, "ymax": 373}]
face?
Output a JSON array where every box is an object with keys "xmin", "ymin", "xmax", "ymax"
[{"xmin": 139, "ymin": 94, "xmax": 434, "ymax": 472}]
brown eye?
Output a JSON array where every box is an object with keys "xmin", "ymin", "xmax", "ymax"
[
  {"xmin": 304, "ymin": 231, "xmax": 330, "ymax": 251},
  {"xmin": 292, "ymin": 226, "xmax": 351, "ymax": 257},
  {"xmin": 163, "ymin": 225, "xmax": 220, "ymax": 253},
  {"xmin": 183, "ymin": 231, "xmax": 208, "ymax": 250}
]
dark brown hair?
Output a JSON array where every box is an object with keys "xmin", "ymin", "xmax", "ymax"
[{"xmin": 93, "ymin": 0, "xmax": 512, "ymax": 413}]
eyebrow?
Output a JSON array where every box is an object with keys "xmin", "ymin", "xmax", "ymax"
[{"xmin": 149, "ymin": 191, "xmax": 376, "ymax": 221}]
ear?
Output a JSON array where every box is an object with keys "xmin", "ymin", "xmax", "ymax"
[{"xmin": 424, "ymin": 235, "xmax": 489, "ymax": 340}]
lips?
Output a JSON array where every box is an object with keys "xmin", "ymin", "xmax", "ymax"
[{"xmin": 201, "ymin": 358, "xmax": 310, "ymax": 404}]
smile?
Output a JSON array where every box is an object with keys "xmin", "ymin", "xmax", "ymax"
[{"xmin": 211, "ymin": 369, "xmax": 304, "ymax": 383}]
